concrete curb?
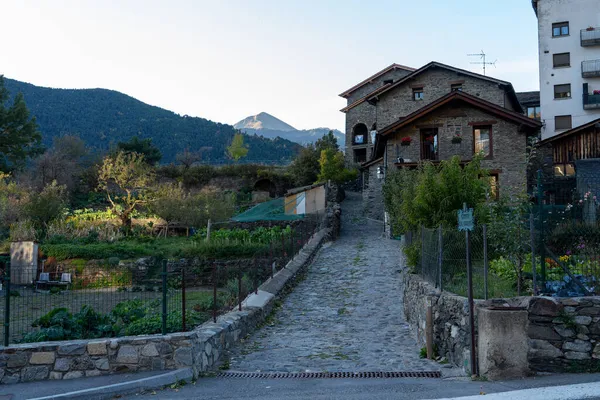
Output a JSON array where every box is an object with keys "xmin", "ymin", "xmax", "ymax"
[
  {"xmin": 433, "ymin": 380, "xmax": 600, "ymax": 400},
  {"xmin": 27, "ymin": 368, "xmax": 193, "ymax": 400}
]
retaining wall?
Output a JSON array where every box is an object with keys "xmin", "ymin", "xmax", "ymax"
[
  {"xmin": 0, "ymin": 228, "xmax": 331, "ymax": 385},
  {"xmin": 404, "ymin": 273, "xmax": 600, "ymax": 377}
]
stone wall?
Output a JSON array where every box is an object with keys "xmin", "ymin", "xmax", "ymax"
[
  {"xmin": 0, "ymin": 229, "xmax": 331, "ymax": 385},
  {"xmin": 402, "ymin": 273, "xmax": 475, "ymax": 373},
  {"xmin": 527, "ymin": 296, "xmax": 600, "ymax": 373},
  {"xmin": 362, "ymin": 159, "xmax": 385, "ymax": 221},
  {"xmin": 404, "ymin": 273, "xmax": 600, "ymax": 377}
]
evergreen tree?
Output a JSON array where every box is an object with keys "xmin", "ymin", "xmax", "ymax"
[
  {"xmin": 0, "ymin": 75, "xmax": 42, "ymax": 172},
  {"xmin": 117, "ymin": 136, "xmax": 162, "ymax": 165}
]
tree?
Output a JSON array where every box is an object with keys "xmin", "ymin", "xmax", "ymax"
[
  {"xmin": 149, "ymin": 183, "xmax": 187, "ymax": 236},
  {"xmin": 315, "ymin": 130, "xmax": 339, "ymax": 153},
  {"xmin": 0, "ymin": 75, "xmax": 43, "ymax": 172},
  {"xmin": 287, "ymin": 145, "xmax": 320, "ymax": 186},
  {"xmin": 23, "ymin": 181, "xmax": 67, "ymax": 233},
  {"xmin": 317, "ymin": 149, "xmax": 357, "ymax": 184},
  {"xmin": 176, "ymin": 147, "xmax": 210, "ymax": 169},
  {"xmin": 117, "ymin": 136, "xmax": 162, "ymax": 165},
  {"xmin": 227, "ymin": 133, "xmax": 249, "ymax": 162},
  {"xmin": 0, "ymin": 173, "xmax": 29, "ymax": 238},
  {"xmin": 98, "ymin": 151, "xmax": 155, "ymax": 230}
]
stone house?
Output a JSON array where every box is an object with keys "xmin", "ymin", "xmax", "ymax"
[{"xmin": 340, "ymin": 61, "xmax": 542, "ymax": 220}]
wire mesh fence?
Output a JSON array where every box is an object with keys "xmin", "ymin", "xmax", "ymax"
[{"xmin": 0, "ymin": 215, "xmax": 323, "ymax": 346}]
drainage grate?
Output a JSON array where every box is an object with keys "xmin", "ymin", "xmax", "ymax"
[{"xmin": 217, "ymin": 371, "xmax": 441, "ymax": 379}]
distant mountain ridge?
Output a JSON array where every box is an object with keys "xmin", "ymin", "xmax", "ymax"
[
  {"xmin": 234, "ymin": 112, "xmax": 345, "ymax": 146},
  {"xmin": 3, "ymin": 78, "xmax": 302, "ymax": 164}
]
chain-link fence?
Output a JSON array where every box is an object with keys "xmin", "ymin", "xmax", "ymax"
[{"xmin": 0, "ymin": 216, "xmax": 323, "ymax": 346}]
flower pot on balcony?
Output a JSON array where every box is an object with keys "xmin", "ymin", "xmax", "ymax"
[{"xmin": 400, "ymin": 138, "xmax": 412, "ymax": 146}]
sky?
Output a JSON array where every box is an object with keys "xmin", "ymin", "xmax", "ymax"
[{"xmin": 1, "ymin": 0, "xmax": 540, "ymax": 132}]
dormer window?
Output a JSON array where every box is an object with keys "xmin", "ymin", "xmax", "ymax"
[
  {"xmin": 451, "ymin": 83, "xmax": 463, "ymax": 92},
  {"xmin": 413, "ymin": 87, "xmax": 424, "ymax": 101},
  {"xmin": 383, "ymin": 79, "xmax": 394, "ymax": 85}
]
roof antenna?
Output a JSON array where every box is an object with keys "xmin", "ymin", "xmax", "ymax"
[{"xmin": 467, "ymin": 50, "xmax": 497, "ymax": 76}]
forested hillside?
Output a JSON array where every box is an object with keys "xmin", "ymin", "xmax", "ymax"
[{"xmin": 4, "ymin": 78, "xmax": 301, "ymax": 164}]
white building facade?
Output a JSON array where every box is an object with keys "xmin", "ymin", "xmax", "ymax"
[{"xmin": 533, "ymin": 0, "xmax": 600, "ymax": 139}]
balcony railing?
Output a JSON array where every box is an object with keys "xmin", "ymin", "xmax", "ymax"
[
  {"xmin": 581, "ymin": 27, "xmax": 600, "ymax": 46},
  {"xmin": 582, "ymin": 60, "xmax": 600, "ymax": 78},
  {"xmin": 583, "ymin": 93, "xmax": 600, "ymax": 109}
]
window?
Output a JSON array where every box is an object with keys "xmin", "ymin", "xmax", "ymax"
[
  {"xmin": 420, "ymin": 128, "xmax": 438, "ymax": 160},
  {"xmin": 473, "ymin": 126, "xmax": 492, "ymax": 157},
  {"xmin": 451, "ymin": 83, "xmax": 463, "ymax": 92},
  {"xmin": 527, "ymin": 106, "xmax": 541, "ymax": 120},
  {"xmin": 555, "ymin": 115, "xmax": 572, "ymax": 130},
  {"xmin": 554, "ymin": 84, "xmax": 571, "ymax": 99},
  {"xmin": 352, "ymin": 123, "xmax": 368, "ymax": 145},
  {"xmin": 488, "ymin": 174, "xmax": 499, "ymax": 200},
  {"xmin": 552, "ymin": 22, "xmax": 569, "ymax": 37},
  {"xmin": 554, "ymin": 163, "xmax": 575, "ymax": 177},
  {"xmin": 383, "ymin": 79, "xmax": 394, "ymax": 85},
  {"xmin": 553, "ymin": 52, "xmax": 570, "ymax": 67},
  {"xmin": 354, "ymin": 148, "xmax": 367, "ymax": 163},
  {"xmin": 413, "ymin": 87, "xmax": 424, "ymax": 101}
]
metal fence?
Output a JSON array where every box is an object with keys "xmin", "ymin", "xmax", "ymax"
[
  {"xmin": 410, "ymin": 172, "xmax": 600, "ymax": 299},
  {"xmin": 0, "ymin": 216, "xmax": 323, "ymax": 346}
]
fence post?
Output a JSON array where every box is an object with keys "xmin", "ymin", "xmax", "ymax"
[
  {"xmin": 438, "ymin": 225, "xmax": 443, "ymax": 291},
  {"xmin": 269, "ymin": 241, "xmax": 274, "ymax": 279},
  {"xmin": 238, "ymin": 265, "xmax": 243, "ymax": 312},
  {"xmin": 212, "ymin": 263, "xmax": 218, "ymax": 323},
  {"xmin": 466, "ymin": 228, "xmax": 477, "ymax": 376},
  {"xmin": 161, "ymin": 259, "xmax": 167, "ymax": 335},
  {"xmin": 483, "ymin": 224, "xmax": 488, "ymax": 300},
  {"xmin": 206, "ymin": 219, "xmax": 212, "ymax": 242},
  {"xmin": 181, "ymin": 268, "xmax": 186, "ymax": 332},
  {"xmin": 530, "ymin": 213, "xmax": 537, "ymax": 296},
  {"xmin": 420, "ymin": 225, "xmax": 425, "ymax": 272},
  {"xmin": 537, "ymin": 169, "xmax": 546, "ymax": 290},
  {"xmin": 4, "ymin": 260, "xmax": 11, "ymax": 347}
]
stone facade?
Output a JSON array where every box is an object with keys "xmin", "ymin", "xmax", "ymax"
[
  {"xmin": 0, "ymin": 228, "xmax": 332, "ymax": 385},
  {"xmin": 385, "ymin": 105, "xmax": 530, "ymax": 196},
  {"xmin": 344, "ymin": 67, "xmax": 413, "ymax": 105},
  {"xmin": 375, "ymin": 67, "xmax": 518, "ymax": 129},
  {"xmin": 362, "ymin": 159, "xmax": 384, "ymax": 220}
]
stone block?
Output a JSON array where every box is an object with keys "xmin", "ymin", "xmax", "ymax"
[
  {"xmin": 174, "ymin": 347, "xmax": 193, "ymax": 367},
  {"xmin": 110, "ymin": 340, "xmax": 119, "ymax": 349},
  {"xmin": 116, "ymin": 345, "xmax": 138, "ymax": 364},
  {"xmin": 72, "ymin": 355, "xmax": 94, "ymax": 370},
  {"xmin": 58, "ymin": 344, "xmax": 86, "ymax": 356},
  {"xmin": 54, "ymin": 358, "xmax": 71, "ymax": 372},
  {"xmin": 63, "ymin": 371, "xmax": 84, "ymax": 379},
  {"xmin": 592, "ymin": 343, "xmax": 600, "ymax": 359},
  {"xmin": 156, "ymin": 342, "xmax": 173, "ymax": 355},
  {"xmin": 49, "ymin": 371, "xmax": 63, "ymax": 380},
  {"xmin": 87, "ymin": 341, "xmax": 108, "ymax": 355},
  {"xmin": 528, "ymin": 324, "xmax": 562, "ymax": 341},
  {"xmin": 95, "ymin": 358, "xmax": 110, "ymax": 371},
  {"xmin": 565, "ymin": 351, "xmax": 591, "ymax": 360},
  {"xmin": 85, "ymin": 370, "xmax": 101, "ymax": 377},
  {"xmin": 528, "ymin": 339, "xmax": 563, "ymax": 359},
  {"xmin": 29, "ymin": 351, "xmax": 56, "ymax": 365},
  {"xmin": 141, "ymin": 343, "xmax": 159, "ymax": 357},
  {"xmin": 555, "ymin": 325, "xmax": 575, "ymax": 337},
  {"xmin": 575, "ymin": 316, "xmax": 593, "ymax": 325},
  {"xmin": 578, "ymin": 307, "xmax": 600, "ymax": 316},
  {"xmin": 7, "ymin": 352, "xmax": 28, "ymax": 368},
  {"xmin": 2, "ymin": 374, "xmax": 20, "ymax": 384},
  {"xmin": 21, "ymin": 366, "xmax": 49, "ymax": 382},
  {"xmin": 152, "ymin": 358, "xmax": 165, "ymax": 370},
  {"xmin": 563, "ymin": 340, "xmax": 592, "ymax": 353},
  {"xmin": 529, "ymin": 297, "xmax": 562, "ymax": 317}
]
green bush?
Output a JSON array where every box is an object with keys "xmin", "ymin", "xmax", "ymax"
[{"xmin": 403, "ymin": 243, "xmax": 420, "ymax": 272}]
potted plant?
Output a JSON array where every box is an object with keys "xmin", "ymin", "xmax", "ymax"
[
  {"xmin": 451, "ymin": 134, "xmax": 462, "ymax": 144},
  {"xmin": 400, "ymin": 137, "xmax": 412, "ymax": 146}
]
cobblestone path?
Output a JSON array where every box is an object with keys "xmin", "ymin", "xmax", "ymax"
[{"xmin": 227, "ymin": 192, "xmax": 440, "ymax": 373}]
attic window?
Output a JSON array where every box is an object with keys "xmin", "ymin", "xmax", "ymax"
[
  {"xmin": 383, "ymin": 79, "xmax": 394, "ymax": 85},
  {"xmin": 413, "ymin": 87, "xmax": 424, "ymax": 101}
]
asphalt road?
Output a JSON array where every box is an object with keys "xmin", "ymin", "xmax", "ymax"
[{"xmin": 125, "ymin": 373, "xmax": 600, "ymax": 400}]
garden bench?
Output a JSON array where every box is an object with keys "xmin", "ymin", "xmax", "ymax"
[{"xmin": 35, "ymin": 272, "xmax": 72, "ymax": 291}]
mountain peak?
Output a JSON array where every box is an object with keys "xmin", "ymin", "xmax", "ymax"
[{"xmin": 234, "ymin": 112, "xmax": 297, "ymax": 132}]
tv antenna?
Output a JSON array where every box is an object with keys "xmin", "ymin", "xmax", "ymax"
[{"xmin": 468, "ymin": 50, "xmax": 497, "ymax": 76}]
